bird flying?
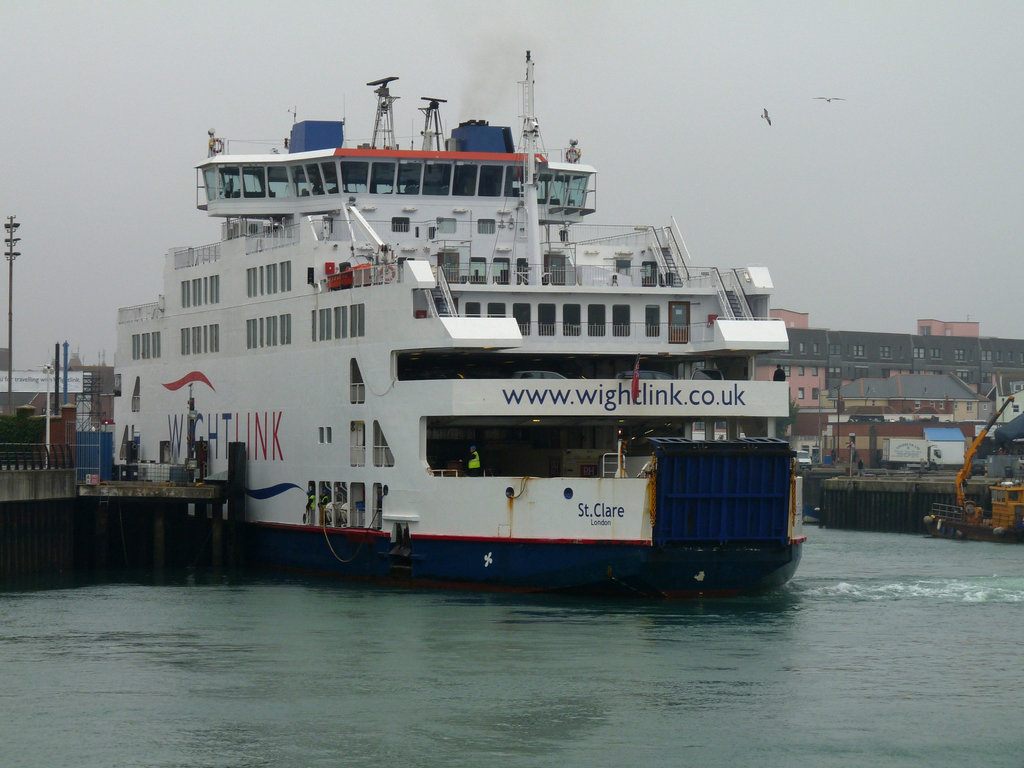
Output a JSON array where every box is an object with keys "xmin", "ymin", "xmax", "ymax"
[
  {"xmin": 813, "ymin": 97, "xmax": 845, "ymax": 102},
  {"xmin": 761, "ymin": 108, "xmax": 771, "ymax": 126}
]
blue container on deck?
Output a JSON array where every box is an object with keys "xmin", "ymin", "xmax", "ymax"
[
  {"xmin": 450, "ymin": 121, "xmax": 515, "ymax": 153},
  {"xmin": 289, "ymin": 120, "xmax": 345, "ymax": 153}
]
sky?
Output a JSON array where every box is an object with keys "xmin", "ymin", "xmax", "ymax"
[{"xmin": 1, "ymin": 0, "xmax": 1022, "ymax": 371}]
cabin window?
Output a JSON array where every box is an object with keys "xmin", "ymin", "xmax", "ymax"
[
  {"xmin": 452, "ymin": 164, "xmax": 477, "ymax": 196},
  {"xmin": 280, "ymin": 261, "xmax": 292, "ymax": 292},
  {"xmin": 242, "ymin": 166, "xmax": 266, "ymax": 198},
  {"xmin": 563, "ymin": 304, "xmax": 581, "ymax": 337},
  {"xmin": 423, "ymin": 163, "xmax": 452, "ymax": 195},
  {"xmin": 538, "ymin": 304, "xmax": 556, "ymax": 336},
  {"xmin": 350, "ymin": 304, "xmax": 365, "ymax": 337},
  {"xmin": 369, "ymin": 162, "xmax": 395, "ymax": 194},
  {"xmin": 305, "ymin": 164, "xmax": 325, "ymax": 195},
  {"xmin": 320, "ymin": 162, "xmax": 339, "ymax": 194},
  {"xmin": 341, "ymin": 161, "xmax": 369, "ymax": 193},
  {"xmin": 319, "ymin": 308, "xmax": 332, "ymax": 340},
  {"xmin": 280, "ymin": 313, "xmax": 292, "ymax": 344},
  {"xmin": 465, "ymin": 302, "xmax": 481, "ymax": 317},
  {"xmin": 587, "ymin": 304, "xmax": 606, "ymax": 337},
  {"xmin": 493, "ymin": 258, "xmax": 509, "ymax": 285},
  {"xmin": 436, "ymin": 217, "xmax": 457, "ymax": 235},
  {"xmin": 477, "ymin": 219, "xmax": 495, "ymax": 234},
  {"xmin": 478, "ymin": 165, "xmax": 503, "ymax": 196},
  {"xmin": 218, "ymin": 166, "xmax": 241, "ymax": 198},
  {"xmin": 397, "ymin": 162, "xmax": 422, "ymax": 194},
  {"xmin": 487, "ymin": 302, "xmax": 506, "ymax": 318},
  {"xmin": 389, "ymin": 217, "xmax": 409, "ymax": 234},
  {"xmin": 181, "ymin": 281, "xmax": 190, "ymax": 308},
  {"xmin": 612, "ymin": 305, "xmax": 630, "ymax": 337},
  {"xmin": 645, "ymin": 305, "xmax": 660, "ymax": 337}
]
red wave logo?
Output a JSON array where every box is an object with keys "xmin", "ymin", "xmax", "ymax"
[{"xmin": 162, "ymin": 372, "xmax": 216, "ymax": 391}]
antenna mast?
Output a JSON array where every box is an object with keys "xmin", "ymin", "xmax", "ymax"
[
  {"xmin": 419, "ymin": 97, "xmax": 447, "ymax": 151},
  {"xmin": 367, "ymin": 76, "xmax": 399, "ymax": 149}
]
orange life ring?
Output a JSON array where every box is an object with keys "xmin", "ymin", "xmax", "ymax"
[
  {"xmin": 565, "ymin": 146, "xmax": 580, "ymax": 163},
  {"xmin": 210, "ymin": 138, "xmax": 224, "ymax": 154},
  {"xmin": 384, "ymin": 263, "xmax": 397, "ymax": 282}
]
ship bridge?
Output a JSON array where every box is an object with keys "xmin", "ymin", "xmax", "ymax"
[{"xmin": 197, "ymin": 120, "xmax": 596, "ymax": 223}]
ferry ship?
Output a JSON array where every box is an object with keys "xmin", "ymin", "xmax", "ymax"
[{"xmin": 113, "ymin": 53, "xmax": 804, "ymax": 596}]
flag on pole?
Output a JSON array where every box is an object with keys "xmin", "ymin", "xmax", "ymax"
[{"xmin": 631, "ymin": 354, "xmax": 641, "ymax": 404}]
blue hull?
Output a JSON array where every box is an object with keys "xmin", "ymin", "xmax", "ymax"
[{"xmin": 246, "ymin": 523, "xmax": 803, "ymax": 597}]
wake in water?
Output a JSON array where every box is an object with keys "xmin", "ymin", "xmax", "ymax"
[{"xmin": 805, "ymin": 576, "xmax": 1024, "ymax": 603}]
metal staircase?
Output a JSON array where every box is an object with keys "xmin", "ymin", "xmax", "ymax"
[{"xmin": 430, "ymin": 266, "xmax": 457, "ymax": 317}]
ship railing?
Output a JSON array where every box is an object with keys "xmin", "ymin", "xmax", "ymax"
[
  {"xmin": 117, "ymin": 302, "xmax": 163, "ymax": 325},
  {"xmin": 244, "ymin": 222, "xmax": 299, "ymax": 253},
  {"xmin": 930, "ymin": 502, "xmax": 966, "ymax": 521},
  {"xmin": 173, "ymin": 243, "xmax": 222, "ymax": 270}
]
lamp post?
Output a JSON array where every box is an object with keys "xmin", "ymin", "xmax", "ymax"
[
  {"xmin": 43, "ymin": 363, "xmax": 52, "ymax": 467},
  {"xmin": 4, "ymin": 216, "xmax": 21, "ymax": 415}
]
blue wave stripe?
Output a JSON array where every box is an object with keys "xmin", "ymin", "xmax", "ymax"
[{"xmin": 247, "ymin": 482, "xmax": 302, "ymax": 500}]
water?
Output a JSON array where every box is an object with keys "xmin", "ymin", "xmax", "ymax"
[{"xmin": 2, "ymin": 528, "xmax": 1022, "ymax": 767}]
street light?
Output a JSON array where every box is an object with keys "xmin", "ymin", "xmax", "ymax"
[
  {"xmin": 43, "ymin": 363, "xmax": 53, "ymax": 467},
  {"xmin": 4, "ymin": 215, "xmax": 21, "ymax": 415}
]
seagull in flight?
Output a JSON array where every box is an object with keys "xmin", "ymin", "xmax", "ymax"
[
  {"xmin": 813, "ymin": 97, "xmax": 846, "ymax": 102},
  {"xmin": 761, "ymin": 107, "xmax": 771, "ymax": 126}
]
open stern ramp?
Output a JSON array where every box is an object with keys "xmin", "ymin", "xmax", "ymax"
[{"xmin": 650, "ymin": 438, "xmax": 793, "ymax": 546}]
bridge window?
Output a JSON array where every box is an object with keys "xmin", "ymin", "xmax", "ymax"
[
  {"xmin": 219, "ymin": 166, "xmax": 241, "ymax": 198},
  {"xmin": 305, "ymin": 164, "xmax": 325, "ymax": 195},
  {"xmin": 537, "ymin": 173, "xmax": 552, "ymax": 203},
  {"xmin": 397, "ymin": 162, "xmax": 422, "ymax": 195},
  {"xmin": 243, "ymin": 166, "xmax": 266, "ymax": 198},
  {"xmin": 478, "ymin": 165, "xmax": 503, "ymax": 196},
  {"xmin": 321, "ymin": 162, "xmax": 339, "ymax": 194},
  {"xmin": 370, "ymin": 162, "xmax": 395, "ymax": 193},
  {"xmin": 453, "ymin": 164, "xmax": 477, "ymax": 196},
  {"xmin": 267, "ymin": 166, "xmax": 290, "ymax": 198},
  {"xmin": 341, "ymin": 161, "xmax": 369, "ymax": 193},
  {"xmin": 293, "ymin": 165, "xmax": 312, "ymax": 196},
  {"xmin": 548, "ymin": 174, "xmax": 568, "ymax": 206},
  {"xmin": 504, "ymin": 166, "xmax": 522, "ymax": 197},
  {"xmin": 423, "ymin": 163, "xmax": 452, "ymax": 195},
  {"xmin": 203, "ymin": 169, "xmax": 216, "ymax": 201},
  {"xmin": 566, "ymin": 175, "xmax": 588, "ymax": 207}
]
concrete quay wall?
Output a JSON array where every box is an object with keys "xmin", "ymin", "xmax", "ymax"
[{"xmin": 818, "ymin": 475, "xmax": 991, "ymax": 533}]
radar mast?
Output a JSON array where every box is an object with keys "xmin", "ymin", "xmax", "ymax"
[
  {"xmin": 419, "ymin": 97, "xmax": 447, "ymax": 151},
  {"xmin": 367, "ymin": 76, "xmax": 399, "ymax": 149}
]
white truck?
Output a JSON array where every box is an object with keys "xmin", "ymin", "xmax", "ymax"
[{"xmin": 882, "ymin": 437, "xmax": 961, "ymax": 469}]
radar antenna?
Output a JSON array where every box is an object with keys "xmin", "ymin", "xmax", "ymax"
[
  {"xmin": 367, "ymin": 76, "xmax": 399, "ymax": 149},
  {"xmin": 419, "ymin": 96, "xmax": 447, "ymax": 151}
]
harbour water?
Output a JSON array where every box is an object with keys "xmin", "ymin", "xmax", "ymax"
[{"xmin": 2, "ymin": 527, "xmax": 1022, "ymax": 767}]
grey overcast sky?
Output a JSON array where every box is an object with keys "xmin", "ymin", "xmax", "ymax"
[{"xmin": 1, "ymin": 1, "xmax": 1021, "ymax": 369}]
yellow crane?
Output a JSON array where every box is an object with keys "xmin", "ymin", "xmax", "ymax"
[{"xmin": 956, "ymin": 394, "xmax": 1015, "ymax": 515}]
